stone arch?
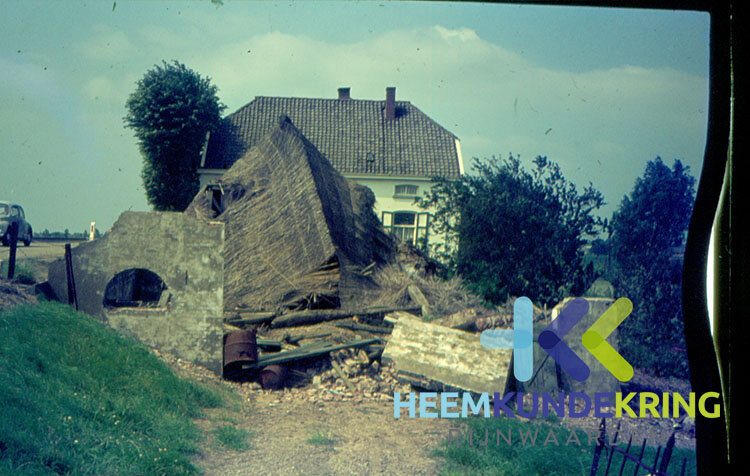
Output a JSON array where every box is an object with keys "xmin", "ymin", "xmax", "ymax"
[{"xmin": 103, "ymin": 268, "xmax": 167, "ymax": 309}]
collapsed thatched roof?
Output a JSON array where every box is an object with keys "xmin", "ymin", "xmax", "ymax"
[{"xmin": 185, "ymin": 115, "xmax": 394, "ymax": 312}]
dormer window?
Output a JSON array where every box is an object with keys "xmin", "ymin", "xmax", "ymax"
[{"xmin": 394, "ymin": 184, "xmax": 418, "ymax": 198}]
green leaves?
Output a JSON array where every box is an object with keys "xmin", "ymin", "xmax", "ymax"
[
  {"xmin": 419, "ymin": 155, "xmax": 604, "ymax": 307},
  {"xmin": 609, "ymin": 157, "xmax": 696, "ymax": 377},
  {"xmin": 124, "ymin": 60, "xmax": 225, "ymax": 211}
]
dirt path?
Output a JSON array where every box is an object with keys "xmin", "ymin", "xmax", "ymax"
[
  {"xmin": 194, "ymin": 390, "xmax": 454, "ymax": 476},
  {"xmin": 155, "ymin": 348, "xmax": 695, "ymax": 476},
  {"xmin": 155, "ymin": 349, "xmax": 456, "ymax": 475}
]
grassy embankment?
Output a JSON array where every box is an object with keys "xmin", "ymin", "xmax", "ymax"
[
  {"xmin": 0, "ymin": 302, "xmax": 230, "ymax": 475},
  {"xmin": 434, "ymin": 415, "xmax": 697, "ymax": 476}
]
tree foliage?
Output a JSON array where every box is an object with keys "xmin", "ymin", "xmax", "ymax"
[
  {"xmin": 124, "ymin": 60, "xmax": 225, "ymax": 211},
  {"xmin": 609, "ymin": 157, "xmax": 696, "ymax": 377},
  {"xmin": 419, "ymin": 155, "xmax": 605, "ymax": 306}
]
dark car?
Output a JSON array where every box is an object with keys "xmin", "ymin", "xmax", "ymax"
[{"xmin": 1, "ymin": 201, "xmax": 33, "ymax": 246}]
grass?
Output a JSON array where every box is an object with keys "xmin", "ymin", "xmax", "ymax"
[
  {"xmin": 0, "ymin": 261, "xmax": 37, "ymax": 284},
  {"xmin": 305, "ymin": 429, "xmax": 336, "ymax": 447},
  {"xmin": 212, "ymin": 425, "xmax": 252, "ymax": 451},
  {"xmin": 433, "ymin": 415, "xmax": 697, "ymax": 476},
  {"xmin": 0, "ymin": 302, "xmax": 228, "ymax": 475}
]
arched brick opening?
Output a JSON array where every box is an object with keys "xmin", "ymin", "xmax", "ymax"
[{"xmin": 103, "ymin": 268, "xmax": 167, "ymax": 309}]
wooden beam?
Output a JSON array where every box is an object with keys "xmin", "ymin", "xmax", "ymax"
[
  {"xmin": 269, "ymin": 306, "xmax": 421, "ymax": 328},
  {"xmin": 246, "ymin": 338, "xmax": 380, "ymax": 368},
  {"xmin": 382, "ymin": 313, "xmax": 511, "ymax": 394},
  {"xmin": 407, "ymin": 285, "xmax": 432, "ymax": 317}
]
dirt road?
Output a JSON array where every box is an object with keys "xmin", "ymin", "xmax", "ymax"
[
  {"xmin": 195, "ymin": 390, "xmax": 454, "ymax": 476},
  {"xmin": 0, "ymin": 240, "xmax": 81, "ymax": 262}
]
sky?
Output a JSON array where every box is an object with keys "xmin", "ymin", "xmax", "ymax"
[{"xmin": 1, "ymin": 1, "xmax": 711, "ymax": 233}]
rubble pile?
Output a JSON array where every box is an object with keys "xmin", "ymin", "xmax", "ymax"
[
  {"xmin": 0, "ymin": 279, "xmax": 38, "ymax": 312},
  {"xmin": 180, "ymin": 115, "xmax": 511, "ymax": 392}
]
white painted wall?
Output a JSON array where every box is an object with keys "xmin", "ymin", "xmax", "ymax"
[
  {"xmin": 198, "ymin": 169, "xmax": 448, "ymax": 245},
  {"xmin": 345, "ymin": 176, "xmax": 432, "ymax": 218}
]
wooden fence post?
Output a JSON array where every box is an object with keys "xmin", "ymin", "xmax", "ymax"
[
  {"xmin": 64, "ymin": 243, "xmax": 78, "ymax": 310},
  {"xmin": 6, "ymin": 221, "xmax": 19, "ymax": 279},
  {"xmin": 590, "ymin": 417, "xmax": 607, "ymax": 476}
]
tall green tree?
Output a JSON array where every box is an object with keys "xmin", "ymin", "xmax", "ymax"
[
  {"xmin": 609, "ymin": 157, "xmax": 696, "ymax": 377},
  {"xmin": 124, "ymin": 60, "xmax": 225, "ymax": 211},
  {"xmin": 419, "ymin": 155, "xmax": 605, "ymax": 306}
]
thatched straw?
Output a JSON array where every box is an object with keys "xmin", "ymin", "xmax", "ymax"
[
  {"xmin": 186, "ymin": 115, "xmax": 394, "ymax": 312},
  {"xmin": 363, "ymin": 263, "xmax": 487, "ymax": 318}
]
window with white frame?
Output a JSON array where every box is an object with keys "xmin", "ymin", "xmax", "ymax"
[
  {"xmin": 394, "ymin": 184, "xmax": 419, "ymax": 198},
  {"xmin": 382, "ymin": 211, "xmax": 429, "ymax": 246}
]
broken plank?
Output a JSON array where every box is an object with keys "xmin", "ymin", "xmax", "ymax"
[
  {"xmin": 231, "ymin": 310, "xmax": 276, "ymax": 317},
  {"xmin": 360, "ymin": 261, "xmax": 377, "ymax": 275},
  {"xmin": 284, "ymin": 332, "xmax": 332, "ymax": 345},
  {"xmin": 248, "ymin": 338, "xmax": 380, "ymax": 368},
  {"xmin": 330, "ymin": 359, "xmax": 355, "ymax": 392},
  {"xmin": 269, "ymin": 306, "xmax": 422, "ymax": 328},
  {"xmin": 383, "ymin": 310, "xmax": 418, "ymax": 324},
  {"xmin": 256, "ymin": 338, "xmax": 283, "ymax": 350},
  {"xmin": 407, "ymin": 285, "xmax": 432, "ymax": 317},
  {"xmin": 225, "ymin": 311, "xmax": 277, "ymax": 326},
  {"xmin": 334, "ymin": 321, "xmax": 392, "ymax": 334},
  {"xmin": 382, "ymin": 314, "xmax": 511, "ymax": 394}
]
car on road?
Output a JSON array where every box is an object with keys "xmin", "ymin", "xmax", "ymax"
[{"xmin": 1, "ymin": 201, "xmax": 33, "ymax": 247}]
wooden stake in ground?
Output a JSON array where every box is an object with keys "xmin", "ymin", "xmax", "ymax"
[
  {"xmin": 64, "ymin": 243, "xmax": 78, "ymax": 310},
  {"xmin": 6, "ymin": 222, "xmax": 19, "ymax": 279}
]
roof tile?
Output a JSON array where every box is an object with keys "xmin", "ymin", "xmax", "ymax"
[{"xmin": 203, "ymin": 96, "xmax": 460, "ymax": 178}]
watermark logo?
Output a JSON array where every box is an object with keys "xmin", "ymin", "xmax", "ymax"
[
  {"xmin": 395, "ymin": 297, "xmax": 720, "ymax": 420},
  {"xmin": 480, "ymin": 297, "xmax": 634, "ymax": 383}
]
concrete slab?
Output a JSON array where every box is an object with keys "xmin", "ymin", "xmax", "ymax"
[{"xmin": 382, "ymin": 312, "xmax": 511, "ymax": 394}]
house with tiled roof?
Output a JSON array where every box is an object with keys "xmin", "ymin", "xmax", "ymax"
[{"xmin": 198, "ymin": 87, "xmax": 464, "ymax": 246}]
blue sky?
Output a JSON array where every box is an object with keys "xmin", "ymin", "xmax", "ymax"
[{"xmin": 1, "ymin": 1, "xmax": 710, "ymax": 232}]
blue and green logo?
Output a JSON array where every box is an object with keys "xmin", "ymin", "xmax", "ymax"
[{"xmin": 480, "ymin": 297, "xmax": 635, "ymax": 382}]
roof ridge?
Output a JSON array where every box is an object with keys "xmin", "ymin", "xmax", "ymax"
[
  {"xmin": 207, "ymin": 94, "xmax": 461, "ymax": 178},
  {"xmin": 247, "ymin": 95, "xmax": 411, "ymax": 104},
  {"xmin": 225, "ymin": 96, "xmax": 414, "ymax": 121}
]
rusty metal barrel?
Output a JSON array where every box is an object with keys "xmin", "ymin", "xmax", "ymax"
[
  {"xmin": 259, "ymin": 364, "xmax": 287, "ymax": 390},
  {"xmin": 223, "ymin": 329, "xmax": 258, "ymax": 379}
]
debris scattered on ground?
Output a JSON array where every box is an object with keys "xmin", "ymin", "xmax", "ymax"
[{"xmin": 0, "ymin": 279, "xmax": 38, "ymax": 312}]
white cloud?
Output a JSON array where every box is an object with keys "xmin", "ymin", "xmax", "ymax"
[
  {"xmin": 83, "ymin": 76, "xmax": 118, "ymax": 102},
  {"xmin": 434, "ymin": 25, "xmax": 480, "ymax": 42},
  {"xmin": 62, "ymin": 22, "xmax": 707, "ymax": 224},
  {"xmin": 80, "ymin": 24, "xmax": 136, "ymax": 61},
  {"xmin": 180, "ymin": 24, "xmax": 707, "ymax": 209}
]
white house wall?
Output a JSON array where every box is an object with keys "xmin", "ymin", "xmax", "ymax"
[{"xmin": 343, "ymin": 175, "xmax": 447, "ymax": 246}]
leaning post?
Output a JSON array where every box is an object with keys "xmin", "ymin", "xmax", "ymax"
[
  {"xmin": 64, "ymin": 243, "xmax": 78, "ymax": 310},
  {"xmin": 589, "ymin": 417, "xmax": 607, "ymax": 476}
]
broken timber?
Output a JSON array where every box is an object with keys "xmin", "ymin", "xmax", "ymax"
[
  {"xmin": 334, "ymin": 320, "xmax": 392, "ymax": 334},
  {"xmin": 268, "ymin": 306, "xmax": 421, "ymax": 328},
  {"xmin": 407, "ymin": 285, "xmax": 432, "ymax": 317},
  {"xmin": 224, "ymin": 306, "xmax": 422, "ymax": 328},
  {"xmin": 382, "ymin": 313, "xmax": 512, "ymax": 394},
  {"xmin": 245, "ymin": 338, "xmax": 380, "ymax": 370},
  {"xmin": 225, "ymin": 311, "xmax": 276, "ymax": 326}
]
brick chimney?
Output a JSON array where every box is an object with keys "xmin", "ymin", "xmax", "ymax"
[
  {"xmin": 385, "ymin": 87, "xmax": 396, "ymax": 120},
  {"xmin": 338, "ymin": 87, "xmax": 351, "ymax": 100}
]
